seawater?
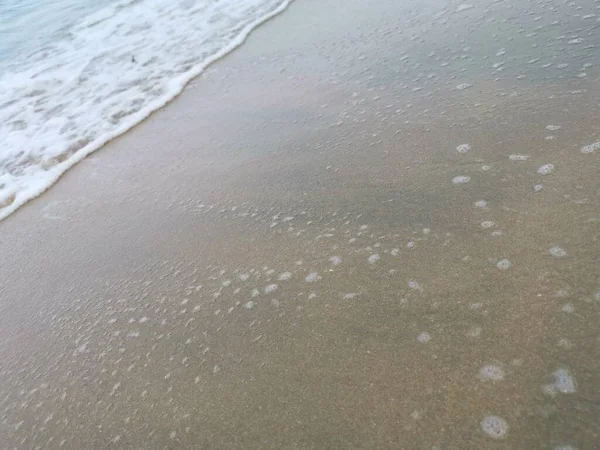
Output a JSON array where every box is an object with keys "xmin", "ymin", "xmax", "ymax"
[{"xmin": 0, "ymin": 0, "xmax": 292, "ymax": 220}]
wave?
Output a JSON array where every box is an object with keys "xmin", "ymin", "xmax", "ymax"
[{"xmin": 0, "ymin": 0, "xmax": 292, "ymax": 221}]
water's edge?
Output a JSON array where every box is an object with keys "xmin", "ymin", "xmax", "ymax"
[{"xmin": 0, "ymin": 0, "xmax": 293, "ymax": 222}]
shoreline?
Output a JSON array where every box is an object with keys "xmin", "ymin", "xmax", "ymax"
[
  {"xmin": 0, "ymin": 0, "xmax": 294, "ymax": 223},
  {"xmin": 1, "ymin": 0, "xmax": 599, "ymax": 448}
]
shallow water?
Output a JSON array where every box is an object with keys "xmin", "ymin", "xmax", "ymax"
[{"xmin": 0, "ymin": 0, "xmax": 599, "ymax": 448}]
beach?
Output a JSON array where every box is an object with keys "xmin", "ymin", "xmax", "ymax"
[{"xmin": 1, "ymin": 0, "xmax": 599, "ymax": 448}]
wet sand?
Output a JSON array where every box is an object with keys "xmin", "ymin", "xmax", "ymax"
[{"xmin": 1, "ymin": 0, "xmax": 599, "ymax": 448}]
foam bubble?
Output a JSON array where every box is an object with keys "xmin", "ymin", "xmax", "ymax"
[
  {"xmin": 533, "ymin": 184, "xmax": 543, "ymax": 192},
  {"xmin": 581, "ymin": 141, "xmax": 600, "ymax": 154},
  {"xmin": 456, "ymin": 83, "xmax": 472, "ymax": 90},
  {"xmin": 417, "ymin": 332, "xmax": 431, "ymax": 343},
  {"xmin": 481, "ymin": 416, "xmax": 508, "ymax": 439},
  {"xmin": 329, "ymin": 256, "xmax": 342, "ymax": 266},
  {"xmin": 479, "ymin": 365, "xmax": 504, "ymax": 381},
  {"xmin": 278, "ymin": 272, "xmax": 292, "ymax": 281},
  {"xmin": 456, "ymin": 143, "xmax": 471, "ymax": 153},
  {"xmin": 474, "ymin": 200, "xmax": 487, "ymax": 209},
  {"xmin": 368, "ymin": 254, "xmax": 380, "ymax": 264},
  {"xmin": 305, "ymin": 272, "xmax": 321, "ymax": 283},
  {"xmin": 509, "ymin": 154, "xmax": 530, "ymax": 161},
  {"xmin": 408, "ymin": 279, "xmax": 423, "ymax": 291},
  {"xmin": 452, "ymin": 176, "xmax": 471, "ymax": 184},
  {"xmin": 496, "ymin": 259, "xmax": 512, "ymax": 270},
  {"xmin": 553, "ymin": 368, "xmax": 576, "ymax": 393},
  {"xmin": 546, "ymin": 125, "xmax": 562, "ymax": 131},
  {"xmin": 264, "ymin": 284, "xmax": 278, "ymax": 294},
  {"xmin": 537, "ymin": 164, "xmax": 555, "ymax": 175},
  {"xmin": 481, "ymin": 221, "xmax": 495, "ymax": 229},
  {"xmin": 549, "ymin": 246, "xmax": 567, "ymax": 258},
  {"xmin": 561, "ymin": 303, "xmax": 574, "ymax": 313}
]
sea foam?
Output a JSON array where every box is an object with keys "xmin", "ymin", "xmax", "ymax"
[{"xmin": 0, "ymin": 0, "xmax": 292, "ymax": 220}]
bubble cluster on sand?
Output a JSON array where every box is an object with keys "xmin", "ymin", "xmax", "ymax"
[
  {"xmin": 481, "ymin": 221, "xmax": 495, "ymax": 229},
  {"xmin": 474, "ymin": 200, "xmax": 487, "ymax": 209},
  {"xmin": 456, "ymin": 83, "xmax": 472, "ymax": 90},
  {"xmin": 278, "ymin": 272, "xmax": 292, "ymax": 281},
  {"xmin": 417, "ymin": 332, "xmax": 431, "ymax": 343},
  {"xmin": 496, "ymin": 259, "xmax": 512, "ymax": 270},
  {"xmin": 549, "ymin": 246, "xmax": 567, "ymax": 258},
  {"xmin": 264, "ymin": 284, "xmax": 278, "ymax": 293},
  {"xmin": 329, "ymin": 256, "xmax": 342, "ymax": 265},
  {"xmin": 561, "ymin": 303, "xmax": 574, "ymax": 313},
  {"xmin": 533, "ymin": 184, "xmax": 543, "ymax": 192},
  {"xmin": 581, "ymin": 141, "xmax": 599, "ymax": 154},
  {"xmin": 546, "ymin": 124, "xmax": 562, "ymax": 131},
  {"xmin": 509, "ymin": 154, "xmax": 530, "ymax": 161},
  {"xmin": 452, "ymin": 175, "xmax": 471, "ymax": 184},
  {"xmin": 543, "ymin": 368, "xmax": 577, "ymax": 396},
  {"xmin": 479, "ymin": 365, "xmax": 504, "ymax": 381},
  {"xmin": 305, "ymin": 272, "xmax": 321, "ymax": 283},
  {"xmin": 368, "ymin": 254, "xmax": 380, "ymax": 264},
  {"xmin": 456, "ymin": 143, "xmax": 471, "ymax": 153},
  {"xmin": 481, "ymin": 416, "xmax": 508, "ymax": 439},
  {"xmin": 537, "ymin": 163, "xmax": 555, "ymax": 175}
]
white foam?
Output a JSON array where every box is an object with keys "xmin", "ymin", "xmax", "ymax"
[
  {"xmin": 0, "ymin": 0, "xmax": 293, "ymax": 220},
  {"xmin": 537, "ymin": 164, "xmax": 555, "ymax": 175},
  {"xmin": 264, "ymin": 284, "xmax": 278, "ymax": 294},
  {"xmin": 417, "ymin": 332, "xmax": 431, "ymax": 343},
  {"xmin": 456, "ymin": 83, "xmax": 472, "ymax": 90},
  {"xmin": 549, "ymin": 246, "xmax": 567, "ymax": 258},
  {"xmin": 546, "ymin": 124, "xmax": 562, "ymax": 131},
  {"xmin": 552, "ymin": 368, "xmax": 576, "ymax": 394},
  {"xmin": 496, "ymin": 259, "xmax": 512, "ymax": 270},
  {"xmin": 452, "ymin": 175, "xmax": 471, "ymax": 184},
  {"xmin": 481, "ymin": 416, "xmax": 508, "ymax": 439},
  {"xmin": 474, "ymin": 200, "xmax": 487, "ymax": 209},
  {"xmin": 508, "ymin": 154, "xmax": 530, "ymax": 161},
  {"xmin": 481, "ymin": 221, "xmax": 495, "ymax": 229},
  {"xmin": 581, "ymin": 141, "xmax": 600, "ymax": 154},
  {"xmin": 329, "ymin": 256, "xmax": 342, "ymax": 266},
  {"xmin": 367, "ymin": 254, "xmax": 380, "ymax": 264},
  {"xmin": 278, "ymin": 272, "xmax": 292, "ymax": 281},
  {"xmin": 456, "ymin": 144, "xmax": 471, "ymax": 153},
  {"xmin": 305, "ymin": 272, "xmax": 321, "ymax": 283},
  {"xmin": 479, "ymin": 365, "xmax": 504, "ymax": 381},
  {"xmin": 408, "ymin": 280, "xmax": 423, "ymax": 291}
]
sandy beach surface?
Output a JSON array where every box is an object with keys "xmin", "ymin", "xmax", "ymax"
[{"xmin": 1, "ymin": 0, "xmax": 599, "ymax": 448}]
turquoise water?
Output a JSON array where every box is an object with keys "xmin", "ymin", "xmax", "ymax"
[{"xmin": 0, "ymin": 0, "xmax": 115, "ymax": 70}]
